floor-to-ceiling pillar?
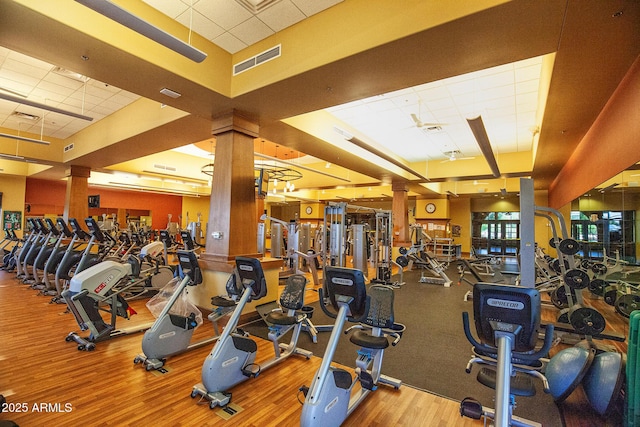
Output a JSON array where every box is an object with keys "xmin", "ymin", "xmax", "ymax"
[
  {"xmin": 64, "ymin": 165, "xmax": 90, "ymax": 222},
  {"xmin": 392, "ymin": 181, "xmax": 410, "ymax": 246},
  {"xmin": 200, "ymin": 111, "xmax": 261, "ymax": 265}
]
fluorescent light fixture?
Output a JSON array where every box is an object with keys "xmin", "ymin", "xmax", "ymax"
[
  {"xmin": 598, "ymin": 183, "xmax": 619, "ymax": 193},
  {"xmin": 467, "ymin": 116, "xmax": 500, "ymax": 178},
  {"xmin": 0, "ymin": 92, "xmax": 93, "ymax": 121},
  {"xmin": 333, "ymin": 126, "xmax": 429, "ymax": 182},
  {"xmin": 0, "ymin": 86, "xmax": 27, "ymax": 98},
  {"xmin": 0, "ymin": 153, "xmax": 25, "ymax": 160},
  {"xmin": 160, "ymin": 88, "xmax": 181, "ymax": 98},
  {"xmin": 75, "ymin": 0, "xmax": 207, "ymax": 63},
  {"xmin": 0, "ymin": 133, "xmax": 50, "ymax": 145}
]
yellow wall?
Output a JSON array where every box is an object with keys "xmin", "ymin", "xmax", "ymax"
[
  {"xmin": 449, "ymin": 197, "xmax": 471, "ymax": 254},
  {"xmin": 299, "ymin": 203, "xmax": 324, "ymax": 220},
  {"xmin": 415, "ymin": 199, "xmax": 449, "ymax": 219},
  {"xmin": 182, "ymin": 196, "xmax": 211, "ymax": 230},
  {"xmin": 0, "ymin": 175, "xmax": 27, "ymax": 237}
]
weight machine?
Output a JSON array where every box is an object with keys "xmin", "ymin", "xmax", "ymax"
[
  {"xmin": 260, "ymin": 214, "xmax": 321, "ymax": 286},
  {"xmin": 321, "ymin": 202, "xmax": 402, "ymax": 286},
  {"xmin": 395, "ymin": 223, "xmax": 452, "ymax": 287}
]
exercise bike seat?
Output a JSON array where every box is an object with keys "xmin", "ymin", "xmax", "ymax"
[
  {"xmin": 266, "ymin": 274, "xmax": 306, "ymax": 326},
  {"xmin": 211, "ymin": 268, "xmax": 242, "ymax": 307},
  {"xmin": 477, "ymin": 367, "xmax": 536, "ymax": 397}
]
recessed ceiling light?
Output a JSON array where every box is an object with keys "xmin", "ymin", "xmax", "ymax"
[
  {"xmin": 160, "ymin": 88, "xmax": 181, "ymax": 98},
  {"xmin": 12, "ymin": 112, "xmax": 40, "ymax": 121},
  {"xmin": 235, "ymin": 0, "xmax": 282, "ymax": 13}
]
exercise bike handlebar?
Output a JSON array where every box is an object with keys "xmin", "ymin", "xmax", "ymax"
[{"xmin": 462, "ymin": 312, "xmax": 555, "ymax": 363}]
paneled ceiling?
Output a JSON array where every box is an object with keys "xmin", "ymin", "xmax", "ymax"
[{"xmin": 0, "ymin": 0, "xmax": 638, "ymax": 202}]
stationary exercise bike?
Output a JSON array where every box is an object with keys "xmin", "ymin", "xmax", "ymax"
[
  {"xmin": 460, "ymin": 283, "xmax": 555, "ymax": 427},
  {"xmin": 134, "ymin": 250, "xmax": 234, "ymax": 371},
  {"xmin": 300, "ymin": 266, "xmax": 405, "ymax": 427},
  {"xmin": 190, "ymin": 256, "xmax": 313, "ymax": 409}
]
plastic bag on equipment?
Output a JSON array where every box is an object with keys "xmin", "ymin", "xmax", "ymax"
[{"xmin": 145, "ymin": 276, "xmax": 203, "ymax": 327}]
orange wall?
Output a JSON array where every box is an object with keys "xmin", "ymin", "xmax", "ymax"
[
  {"xmin": 25, "ymin": 178, "xmax": 182, "ymax": 230},
  {"xmin": 549, "ymin": 55, "xmax": 640, "ymax": 208}
]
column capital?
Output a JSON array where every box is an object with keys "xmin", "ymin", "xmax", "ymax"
[
  {"xmin": 211, "ymin": 109, "xmax": 259, "ymax": 138},
  {"xmin": 392, "ymin": 181, "xmax": 408, "ymax": 192},
  {"xmin": 65, "ymin": 165, "xmax": 91, "ymax": 178}
]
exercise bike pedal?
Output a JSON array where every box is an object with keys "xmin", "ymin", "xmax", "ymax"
[
  {"xmin": 241, "ymin": 363, "xmax": 260, "ymax": 378},
  {"xmin": 358, "ymin": 370, "xmax": 377, "ymax": 391},
  {"xmin": 299, "ymin": 385, "xmax": 309, "ymax": 398},
  {"xmin": 460, "ymin": 396, "xmax": 483, "ymax": 420}
]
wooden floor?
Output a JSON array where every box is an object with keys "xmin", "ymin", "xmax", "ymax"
[{"xmin": 0, "ymin": 264, "xmax": 628, "ymax": 426}]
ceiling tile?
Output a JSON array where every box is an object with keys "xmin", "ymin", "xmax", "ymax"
[
  {"xmin": 212, "ymin": 32, "xmax": 247, "ymax": 54},
  {"xmin": 258, "ymin": 0, "xmax": 306, "ymax": 32},
  {"xmin": 142, "ymin": 0, "xmax": 190, "ymax": 18},
  {"xmin": 177, "ymin": 9, "xmax": 225, "ymax": 41},
  {"xmin": 194, "ymin": 0, "xmax": 253, "ymax": 30},
  {"xmin": 230, "ymin": 16, "xmax": 274, "ymax": 45},
  {"xmin": 291, "ymin": 0, "xmax": 343, "ymax": 17}
]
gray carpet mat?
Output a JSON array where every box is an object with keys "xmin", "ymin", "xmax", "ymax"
[{"xmin": 242, "ymin": 266, "xmax": 565, "ymax": 427}]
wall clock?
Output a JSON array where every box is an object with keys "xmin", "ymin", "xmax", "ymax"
[
  {"xmin": 305, "ymin": 206, "xmax": 313, "ymax": 215},
  {"xmin": 426, "ymin": 203, "xmax": 436, "ymax": 214}
]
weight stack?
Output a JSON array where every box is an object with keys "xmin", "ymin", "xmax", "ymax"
[{"xmin": 626, "ymin": 311, "xmax": 640, "ymax": 426}]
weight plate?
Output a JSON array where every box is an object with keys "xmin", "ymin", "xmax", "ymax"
[
  {"xmin": 550, "ymin": 288, "xmax": 567, "ymax": 309},
  {"xmin": 614, "ymin": 293, "xmax": 640, "ymax": 318},
  {"xmin": 549, "ymin": 238, "xmax": 558, "ymax": 248},
  {"xmin": 558, "ymin": 238, "xmax": 581, "ymax": 255},
  {"xmin": 550, "ymin": 258, "xmax": 570, "ymax": 275},
  {"xmin": 569, "ymin": 306, "xmax": 607, "ymax": 336},
  {"xmin": 551, "ymin": 286, "xmax": 575, "ymax": 309},
  {"xmin": 557, "ymin": 307, "xmax": 571, "ymax": 324},
  {"xmin": 395, "ymin": 255, "xmax": 409, "ymax": 268},
  {"xmin": 588, "ymin": 279, "xmax": 608, "ymax": 297},
  {"xmin": 399, "ymin": 247, "xmax": 408, "ymax": 255},
  {"xmin": 564, "ymin": 269, "xmax": 590, "ymax": 290},
  {"xmin": 603, "ymin": 285, "xmax": 620, "ymax": 306},
  {"xmin": 580, "ymin": 259, "xmax": 593, "ymax": 270},
  {"xmin": 591, "ymin": 263, "xmax": 608, "ymax": 275}
]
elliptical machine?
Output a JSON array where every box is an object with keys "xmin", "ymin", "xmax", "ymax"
[
  {"xmin": 460, "ymin": 283, "xmax": 555, "ymax": 427},
  {"xmin": 62, "ymin": 239, "xmax": 168, "ymax": 351},
  {"xmin": 300, "ymin": 266, "xmax": 405, "ymax": 427},
  {"xmin": 134, "ymin": 249, "xmax": 234, "ymax": 371},
  {"xmin": 190, "ymin": 256, "xmax": 313, "ymax": 409}
]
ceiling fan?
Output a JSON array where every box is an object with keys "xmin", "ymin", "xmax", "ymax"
[
  {"xmin": 409, "ymin": 100, "xmax": 446, "ymax": 129},
  {"xmin": 441, "ymin": 150, "xmax": 475, "ymax": 163}
]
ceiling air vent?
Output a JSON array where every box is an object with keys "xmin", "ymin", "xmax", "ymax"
[
  {"xmin": 153, "ymin": 163, "xmax": 176, "ymax": 172},
  {"xmin": 233, "ymin": 45, "xmax": 281, "ymax": 76}
]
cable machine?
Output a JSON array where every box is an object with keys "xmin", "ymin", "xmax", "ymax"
[{"xmin": 321, "ymin": 202, "xmax": 400, "ymax": 286}]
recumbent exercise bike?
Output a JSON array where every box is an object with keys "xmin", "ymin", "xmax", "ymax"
[{"xmin": 460, "ymin": 283, "xmax": 554, "ymax": 427}]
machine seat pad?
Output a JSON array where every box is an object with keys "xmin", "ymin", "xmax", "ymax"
[
  {"xmin": 279, "ymin": 274, "xmax": 306, "ymax": 311},
  {"xmin": 265, "ymin": 311, "xmax": 297, "ymax": 325},
  {"xmin": 477, "ymin": 367, "xmax": 536, "ymax": 397},
  {"xmin": 349, "ymin": 330, "xmax": 389, "ymax": 349},
  {"xmin": 211, "ymin": 296, "xmax": 236, "ymax": 307}
]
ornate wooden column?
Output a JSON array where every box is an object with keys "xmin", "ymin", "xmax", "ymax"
[
  {"xmin": 200, "ymin": 111, "xmax": 261, "ymax": 265},
  {"xmin": 64, "ymin": 165, "xmax": 90, "ymax": 222},
  {"xmin": 392, "ymin": 181, "xmax": 410, "ymax": 246}
]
